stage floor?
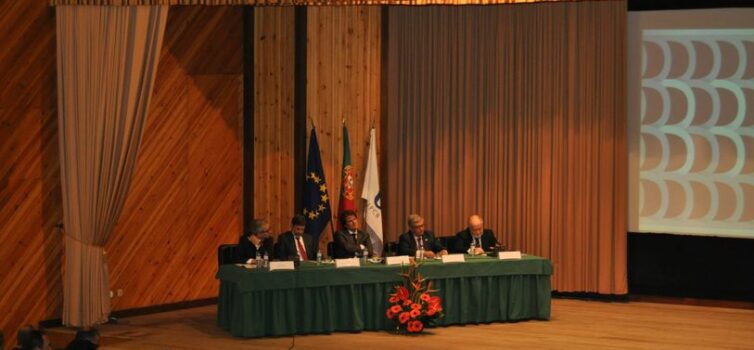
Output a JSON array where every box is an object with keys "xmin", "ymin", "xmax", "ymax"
[{"xmin": 48, "ymin": 299, "xmax": 754, "ymax": 349}]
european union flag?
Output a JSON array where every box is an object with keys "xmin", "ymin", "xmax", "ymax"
[{"xmin": 303, "ymin": 128, "xmax": 333, "ymax": 244}]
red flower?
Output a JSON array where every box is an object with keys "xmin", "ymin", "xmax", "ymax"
[
  {"xmin": 407, "ymin": 320, "xmax": 424, "ymax": 333},
  {"xmin": 409, "ymin": 309, "xmax": 421, "ymax": 318},
  {"xmin": 399, "ymin": 312, "xmax": 411, "ymax": 324},
  {"xmin": 426, "ymin": 302, "xmax": 443, "ymax": 316},
  {"xmin": 386, "ymin": 309, "xmax": 396, "ymax": 319},
  {"xmin": 395, "ymin": 286, "xmax": 409, "ymax": 301},
  {"xmin": 386, "ymin": 264, "xmax": 443, "ymax": 333}
]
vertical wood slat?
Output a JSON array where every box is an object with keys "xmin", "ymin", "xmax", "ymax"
[
  {"xmin": 253, "ymin": 7, "xmax": 295, "ymax": 236},
  {"xmin": 306, "ymin": 6, "xmax": 381, "ymax": 247}
]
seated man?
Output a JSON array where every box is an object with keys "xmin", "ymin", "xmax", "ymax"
[
  {"xmin": 397, "ymin": 214, "xmax": 448, "ymax": 258},
  {"xmin": 237, "ymin": 219, "xmax": 274, "ymax": 263},
  {"xmin": 333, "ymin": 210, "xmax": 373, "ymax": 259},
  {"xmin": 454, "ymin": 214, "xmax": 499, "ymax": 255},
  {"xmin": 276, "ymin": 214, "xmax": 318, "ymax": 261}
]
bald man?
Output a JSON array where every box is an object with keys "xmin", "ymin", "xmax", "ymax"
[{"xmin": 453, "ymin": 215, "xmax": 499, "ymax": 255}]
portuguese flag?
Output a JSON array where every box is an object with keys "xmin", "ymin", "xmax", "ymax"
[{"xmin": 338, "ymin": 123, "xmax": 356, "ymax": 229}]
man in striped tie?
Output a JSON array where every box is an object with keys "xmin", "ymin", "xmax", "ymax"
[{"xmin": 397, "ymin": 214, "xmax": 447, "ymax": 258}]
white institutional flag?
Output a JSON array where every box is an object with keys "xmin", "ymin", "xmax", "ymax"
[{"xmin": 361, "ymin": 128, "xmax": 383, "ymax": 257}]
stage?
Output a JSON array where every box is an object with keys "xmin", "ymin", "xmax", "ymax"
[{"xmin": 46, "ymin": 298, "xmax": 754, "ymax": 349}]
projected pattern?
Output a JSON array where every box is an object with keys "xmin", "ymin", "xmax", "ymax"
[{"xmin": 641, "ymin": 29, "xmax": 754, "ymax": 236}]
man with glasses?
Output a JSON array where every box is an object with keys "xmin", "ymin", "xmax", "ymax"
[
  {"xmin": 333, "ymin": 210, "xmax": 373, "ymax": 259},
  {"xmin": 397, "ymin": 214, "xmax": 447, "ymax": 258},
  {"xmin": 237, "ymin": 218, "xmax": 274, "ymax": 264}
]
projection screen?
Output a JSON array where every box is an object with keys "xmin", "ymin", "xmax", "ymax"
[{"xmin": 628, "ymin": 9, "xmax": 754, "ymax": 238}]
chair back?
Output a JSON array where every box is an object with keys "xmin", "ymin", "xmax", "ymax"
[
  {"xmin": 326, "ymin": 241, "xmax": 334, "ymax": 258},
  {"xmin": 383, "ymin": 241, "xmax": 398, "ymax": 256},
  {"xmin": 218, "ymin": 244, "xmax": 239, "ymax": 266},
  {"xmin": 443, "ymin": 236, "xmax": 458, "ymax": 253}
]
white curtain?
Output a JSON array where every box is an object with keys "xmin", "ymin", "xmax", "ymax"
[{"xmin": 56, "ymin": 5, "xmax": 168, "ymax": 326}]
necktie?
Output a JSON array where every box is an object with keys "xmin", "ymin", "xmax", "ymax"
[
  {"xmin": 296, "ymin": 236, "xmax": 308, "ymax": 260},
  {"xmin": 475, "ymin": 237, "xmax": 481, "ymax": 248}
]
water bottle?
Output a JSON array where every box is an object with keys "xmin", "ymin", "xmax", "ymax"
[
  {"xmin": 255, "ymin": 251, "xmax": 262, "ymax": 268},
  {"xmin": 361, "ymin": 247, "xmax": 368, "ymax": 264},
  {"xmin": 469, "ymin": 239, "xmax": 476, "ymax": 255},
  {"xmin": 263, "ymin": 251, "xmax": 269, "ymax": 269},
  {"xmin": 316, "ymin": 250, "xmax": 322, "ymax": 265},
  {"xmin": 293, "ymin": 251, "xmax": 301, "ymax": 268}
]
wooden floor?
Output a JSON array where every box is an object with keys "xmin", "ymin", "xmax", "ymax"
[{"xmin": 47, "ymin": 299, "xmax": 754, "ymax": 350}]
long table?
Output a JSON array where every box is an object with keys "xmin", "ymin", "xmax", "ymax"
[{"xmin": 216, "ymin": 255, "xmax": 552, "ymax": 337}]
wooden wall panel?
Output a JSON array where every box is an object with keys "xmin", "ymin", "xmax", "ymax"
[
  {"xmin": 0, "ymin": 3, "xmax": 380, "ymax": 345},
  {"xmin": 307, "ymin": 6, "xmax": 382, "ymax": 245},
  {"xmin": 106, "ymin": 6, "xmax": 243, "ymax": 310},
  {"xmin": 0, "ymin": 0, "xmax": 62, "ymax": 345},
  {"xmin": 0, "ymin": 5, "xmax": 243, "ymax": 345},
  {"xmin": 253, "ymin": 7, "xmax": 296, "ymax": 236}
]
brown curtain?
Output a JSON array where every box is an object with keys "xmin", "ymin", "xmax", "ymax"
[
  {"xmin": 386, "ymin": 1, "xmax": 627, "ymax": 294},
  {"xmin": 56, "ymin": 5, "xmax": 168, "ymax": 326}
]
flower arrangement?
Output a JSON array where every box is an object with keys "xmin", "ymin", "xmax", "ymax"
[{"xmin": 386, "ymin": 262, "xmax": 444, "ymax": 333}]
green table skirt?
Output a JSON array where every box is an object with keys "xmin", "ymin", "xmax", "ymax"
[{"xmin": 217, "ymin": 255, "xmax": 552, "ymax": 337}]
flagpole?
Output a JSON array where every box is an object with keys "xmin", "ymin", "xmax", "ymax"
[{"xmin": 328, "ymin": 215, "xmax": 336, "ymax": 243}]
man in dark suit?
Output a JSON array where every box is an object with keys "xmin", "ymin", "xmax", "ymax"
[
  {"xmin": 333, "ymin": 210, "xmax": 373, "ymax": 259},
  {"xmin": 276, "ymin": 214, "xmax": 318, "ymax": 261},
  {"xmin": 454, "ymin": 214, "xmax": 499, "ymax": 255},
  {"xmin": 397, "ymin": 214, "xmax": 448, "ymax": 258},
  {"xmin": 237, "ymin": 219, "xmax": 274, "ymax": 264}
]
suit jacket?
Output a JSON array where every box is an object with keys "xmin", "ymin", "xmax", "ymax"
[
  {"xmin": 453, "ymin": 228, "xmax": 498, "ymax": 253},
  {"xmin": 276, "ymin": 231, "xmax": 318, "ymax": 261},
  {"xmin": 333, "ymin": 229, "xmax": 374, "ymax": 259},
  {"xmin": 237, "ymin": 235, "xmax": 274, "ymax": 263},
  {"xmin": 397, "ymin": 230, "xmax": 445, "ymax": 256}
]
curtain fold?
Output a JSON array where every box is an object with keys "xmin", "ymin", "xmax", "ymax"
[
  {"xmin": 386, "ymin": 1, "xmax": 627, "ymax": 294},
  {"xmin": 56, "ymin": 5, "xmax": 168, "ymax": 326}
]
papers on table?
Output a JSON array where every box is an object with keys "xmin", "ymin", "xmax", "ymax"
[
  {"xmin": 498, "ymin": 251, "xmax": 522, "ymax": 260},
  {"xmin": 385, "ymin": 255, "xmax": 411, "ymax": 265},
  {"xmin": 268, "ymin": 261, "xmax": 295, "ymax": 271},
  {"xmin": 441, "ymin": 254, "xmax": 466, "ymax": 263},
  {"xmin": 335, "ymin": 258, "xmax": 361, "ymax": 268}
]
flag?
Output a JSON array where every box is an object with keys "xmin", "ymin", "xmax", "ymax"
[
  {"xmin": 361, "ymin": 128, "xmax": 383, "ymax": 257},
  {"xmin": 303, "ymin": 128, "xmax": 333, "ymax": 244},
  {"xmin": 338, "ymin": 124, "xmax": 356, "ymax": 229}
]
